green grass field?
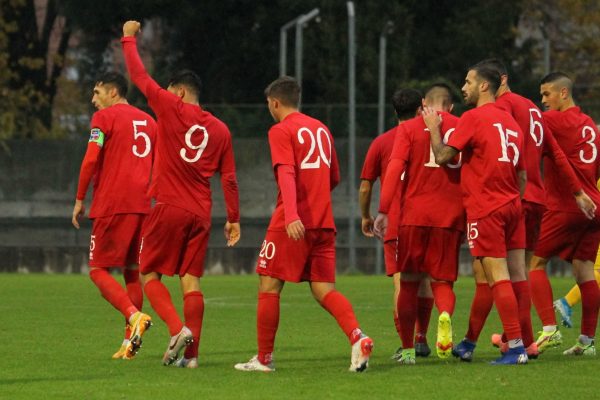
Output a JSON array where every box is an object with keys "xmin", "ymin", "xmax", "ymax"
[{"xmin": 0, "ymin": 274, "xmax": 596, "ymax": 399}]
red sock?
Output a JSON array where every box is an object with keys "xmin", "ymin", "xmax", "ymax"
[
  {"xmin": 492, "ymin": 280, "xmax": 522, "ymax": 341},
  {"xmin": 415, "ymin": 296, "xmax": 434, "ymax": 341},
  {"xmin": 183, "ymin": 291, "xmax": 204, "ymax": 359},
  {"xmin": 123, "ymin": 269, "xmax": 143, "ymax": 339},
  {"xmin": 579, "ymin": 280, "xmax": 600, "ymax": 338},
  {"xmin": 393, "ymin": 311, "xmax": 402, "ymax": 338},
  {"xmin": 430, "ymin": 282, "xmax": 456, "ymax": 315},
  {"xmin": 257, "ymin": 293, "xmax": 280, "ymax": 365},
  {"xmin": 529, "ymin": 269, "xmax": 556, "ymax": 326},
  {"xmin": 465, "ymin": 283, "xmax": 493, "ymax": 342},
  {"xmin": 89, "ymin": 269, "xmax": 137, "ymax": 319},
  {"xmin": 320, "ymin": 290, "xmax": 362, "ymax": 345},
  {"xmin": 512, "ymin": 280, "xmax": 534, "ymax": 347},
  {"xmin": 397, "ymin": 281, "xmax": 419, "ymax": 349},
  {"xmin": 143, "ymin": 279, "xmax": 183, "ymax": 336}
]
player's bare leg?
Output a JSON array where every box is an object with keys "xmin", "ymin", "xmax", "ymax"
[
  {"xmin": 311, "ymin": 281, "xmax": 373, "ymax": 372},
  {"xmin": 235, "ymin": 275, "xmax": 283, "ymax": 372},
  {"xmin": 481, "ymin": 256, "xmax": 527, "ymax": 364},
  {"xmin": 564, "ymin": 259, "xmax": 599, "ymax": 356},
  {"xmin": 529, "ymin": 256, "xmax": 562, "ymax": 352}
]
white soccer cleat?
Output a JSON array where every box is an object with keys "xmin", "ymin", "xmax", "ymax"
[
  {"xmin": 175, "ymin": 357, "xmax": 199, "ymax": 368},
  {"xmin": 234, "ymin": 355, "xmax": 275, "ymax": 372},
  {"xmin": 349, "ymin": 335, "xmax": 374, "ymax": 372},
  {"xmin": 162, "ymin": 326, "xmax": 193, "ymax": 366}
]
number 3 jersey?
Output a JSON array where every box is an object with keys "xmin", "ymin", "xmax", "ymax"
[
  {"xmin": 267, "ymin": 112, "xmax": 340, "ymax": 231},
  {"xmin": 85, "ymin": 104, "xmax": 157, "ymax": 218},
  {"xmin": 447, "ymin": 103, "xmax": 525, "ymax": 219},
  {"xmin": 542, "ymin": 106, "xmax": 600, "ymax": 213}
]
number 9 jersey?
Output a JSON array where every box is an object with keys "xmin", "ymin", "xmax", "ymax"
[{"xmin": 267, "ymin": 112, "xmax": 340, "ymax": 231}]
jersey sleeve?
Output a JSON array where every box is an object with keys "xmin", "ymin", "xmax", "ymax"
[
  {"xmin": 89, "ymin": 112, "xmax": 109, "ymax": 147},
  {"xmin": 447, "ymin": 112, "xmax": 474, "ymax": 151},
  {"xmin": 268, "ymin": 126, "xmax": 295, "ymax": 168},
  {"xmin": 515, "ymin": 125, "xmax": 526, "ymax": 172},
  {"xmin": 379, "ymin": 127, "xmax": 409, "ymax": 214},
  {"xmin": 218, "ymin": 131, "xmax": 240, "ymax": 223},
  {"xmin": 360, "ymin": 139, "xmax": 382, "ymax": 181},
  {"xmin": 330, "ymin": 145, "xmax": 341, "ymax": 190},
  {"xmin": 542, "ymin": 123, "xmax": 581, "ymax": 194}
]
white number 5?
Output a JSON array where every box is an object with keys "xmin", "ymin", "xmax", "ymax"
[
  {"xmin": 132, "ymin": 120, "xmax": 151, "ymax": 158},
  {"xmin": 180, "ymin": 125, "xmax": 209, "ymax": 163}
]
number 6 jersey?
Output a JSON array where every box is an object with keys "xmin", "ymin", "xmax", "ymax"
[{"xmin": 267, "ymin": 112, "xmax": 340, "ymax": 231}]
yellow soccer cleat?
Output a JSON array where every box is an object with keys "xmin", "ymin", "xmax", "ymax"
[
  {"xmin": 436, "ymin": 311, "xmax": 453, "ymax": 359},
  {"xmin": 535, "ymin": 328, "xmax": 562, "ymax": 353},
  {"xmin": 112, "ymin": 341, "xmax": 129, "ymax": 359},
  {"xmin": 126, "ymin": 312, "xmax": 153, "ymax": 358}
]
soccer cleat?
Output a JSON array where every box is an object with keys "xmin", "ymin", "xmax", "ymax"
[
  {"xmin": 175, "ymin": 357, "xmax": 199, "ymax": 368},
  {"xmin": 162, "ymin": 326, "xmax": 193, "ymax": 366},
  {"xmin": 391, "ymin": 346, "xmax": 403, "ymax": 360},
  {"xmin": 414, "ymin": 334, "xmax": 431, "ymax": 357},
  {"xmin": 535, "ymin": 328, "xmax": 562, "ymax": 353},
  {"xmin": 526, "ymin": 342, "xmax": 539, "ymax": 359},
  {"xmin": 491, "ymin": 334, "xmax": 539, "ymax": 359},
  {"xmin": 234, "ymin": 355, "xmax": 275, "ymax": 372},
  {"xmin": 126, "ymin": 312, "xmax": 152, "ymax": 358},
  {"xmin": 349, "ymin": 335, "xmax": 374, "ymax": 372},
  {"xmin": 112, "ymin": 341, "xmax": 129, "ymax": 359},
  {"xmin": 563, "ymin": 339, "xmax": 596, "ymax": 356},
  {"xmin": 397, "ymin": 348, "xmax": 416, "ymax": 365},
  {"xmin": 452, "ymin": 339, "xmax": 476, "ymax": 362},
  {"xmin": 553, "ymin": 298, "xmax": 573, "ymax": 328},
  {"xmin": 436, "ymin": 311, "xmax": 453, "ymax": 359},
  {"xmin": 490, "ymin": 346, "xmax": 528, "ymax": 365}
]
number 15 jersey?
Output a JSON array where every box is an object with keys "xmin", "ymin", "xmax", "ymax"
[{"xmin": 267, "ymin": 112, "xmax": 340, "ymax": 231}]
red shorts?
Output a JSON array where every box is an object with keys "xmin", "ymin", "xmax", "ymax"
[
  {"xmin": 139, "ymin": 204, "xmax": 210, "ymax": 277},
  {"xmin": 523, "ymin": 200, "xmax": 545, "ymax": 250},
  {"xmin": 395, "ymin": 226, "xmax": 461, "ymax": 282},
  {"xmin": 384, "ymin": 239, "xmax": 398, "ymax": 277},
  {"xmin": 535, "ymin": 210, "xmax": 600, "ymax": 262},
  {"xmin": 255, "ymin": 229, "xmax": 336, "ymax": 283},
  {"xmin": 467, "ymin": 197, "xmax": 525, "ymax": 258},
  {"xmin": 89, "ymin": 214, "xmax": 145, "ymax": 268}
]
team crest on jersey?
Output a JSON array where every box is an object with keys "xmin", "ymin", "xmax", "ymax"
[{"xmin": 89, "ymin": 128, "xmax": 105, "ymax": 146}]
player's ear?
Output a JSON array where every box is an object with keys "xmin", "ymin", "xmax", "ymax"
[{"xmin": 560, "ymin": 86, "xmax": 568, "ymax": 100}]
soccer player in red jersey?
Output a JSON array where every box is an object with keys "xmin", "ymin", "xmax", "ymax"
[
  {"xmin": 529, "ymin": 72, "xmax": 600, "ymax": 356},
  {"xmin": 423, "ymin": 64, "xmax": 529, "ymax": 364},
  {"xmin": 72, "ymin": 72, "xmax": 157, "ymax": 359},
  {"xmin": 121, "ymin": 21, "xmax": 241, "ymax": 368},
  {"xmin": 359, "ymin": 88, "xmax": 434, "ymax": 359},
  {"xmin": 458, "ymin": 59, "xmax": 595, "ymax": 358},
  {"xmin": 374, "ymin": 84, "xmax": 464, "ymax": 364},
  {"xmin": 235, "ymin": 76, "xmax": 373, "ymax": 373}
]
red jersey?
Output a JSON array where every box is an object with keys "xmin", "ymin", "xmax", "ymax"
[
  {"xmin": 122, "ymin": 37, "xmax": 240, "ymax": 222},
  {"xmin": 81, "ymin": 103, "xmax": 156, "ymax": 219},
  {"xmin": 542, "ymin": 107, "xmax": 600, "ymax": 213},
  {"xmin": 360, "ymin": 127, "xmax": 402, "ymax": 241},
  {"xmin": 267, "ymin": 112, "xmax": 339, "ymax": 231},
  {"xmin": 495, "ymin": 92, "xmax": 581, "ymax": 206},
  {"xmin": 385, "ymin": 112, "xmax": 464, "ymax": 230},
  {"xmin": 447, "ymin": 103, "xmax": 525, "ymax": 219}
]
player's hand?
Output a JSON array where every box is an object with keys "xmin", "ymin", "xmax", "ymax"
[
  {"xmin": 373, "ymin": 213, "xmax": 388, "ymax": 241},
  {"xmin": 361, "ymin": 216, "xmax": 374, "ymax": 237},
  {"xmin": 72, "ymin": 200, "xmax": 85, "ymax": 229},
  {"xmin": 575, "ymin": 190, "xmax": 597, "ymax": 220},
  {"xmin": 422, "ymin": 106, "xmax": 441, "ymax": 131},
  {"xmin": 123, "ymin": 20, "xmax": 141, "ymax": 37},
  {"xmin": 224, "ymin": 221, "xmax": 241, "ymax": 247},
  {"xmin": 286, "ymin": 220, "xmax": 305, "ymax": 241}
]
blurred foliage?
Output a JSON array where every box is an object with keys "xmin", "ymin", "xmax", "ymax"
[{"xmin": 2, "ymin": 0, "xmax": 600, "ymax": 140}]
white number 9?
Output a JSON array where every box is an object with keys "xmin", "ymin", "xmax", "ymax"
[{"xmin": 180, "ymin": 125, "xmax": 209, "ymax": 163}]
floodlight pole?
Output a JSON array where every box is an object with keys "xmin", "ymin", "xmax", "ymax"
[
  {"xmin": 374, "ymin": 20, "xmax": 394, "ymax": 275},
  {"xmin": 347, "ymin": 1, "xmax": 357, "ymax": 273},
  {"xmin": 280, "ymin": 17, "xmax": 300, "ymax": 76},
  {"xmin": 294, "ymin": 8, "xmax": 320, "ymax": 96}
]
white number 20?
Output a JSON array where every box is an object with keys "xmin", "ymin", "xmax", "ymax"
[
  {"xmin": 132, "ymin": 120, "xmax": 151, "ymax": 158},
  {"xmin": 180, "ymin": 125, "xmax": 209, "ymax": 163},
  {"xmin": 298, "ymin": 127, "xmax": 332, "ymax": 169}
]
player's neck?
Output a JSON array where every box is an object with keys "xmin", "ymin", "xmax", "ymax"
[
  {"xmin": 476, "ymin": 93, "xmax": 495, "ymax": 107},
  {"xmin": 114, "ymin": 98, "xmax": 129, "ymax": 106},
  {"xmin": 277, "ymin": 108, "xmax": 298, "ymax": 122},
  {"xmin": 559, "ymin": 99, "xmax": 576, "ymax": 112}
]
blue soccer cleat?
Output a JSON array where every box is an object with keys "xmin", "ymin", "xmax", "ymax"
[
  {"xmin": 553, "ymin": 298, "xmax": 573, "ymax": 328},
  {"xmin": 491, "ymin": 345, "xmax": 528, "ymax": 365},
  {"xmin": 452, "ymin": 339, "xmax": 476, "ymax": 362}
]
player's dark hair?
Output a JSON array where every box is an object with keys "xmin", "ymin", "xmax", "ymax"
[
  {"xmin": 264, "ymin": 76, "xmax": 301, "ymax": 107},
  {"xmin": 540, "ymin": 71, "xmax": 572, "ymax": 86},
  {"xmin": 474, "ymin": 58, "xmax": 508, "ymax": 77},
  {"xmin": 168, "ymin": 69, "xmax": 202, "ymax": 98},
  {"xmin": 469, "ymin": 63, "xmax": 501, "ymax": 94},
  {"xmin": 95, "ymin": 72, "xmax": 128, "ymax": 97},
  {"xmin": 391, "ymin": 88, "xmax": 422, "ymax": 119}
]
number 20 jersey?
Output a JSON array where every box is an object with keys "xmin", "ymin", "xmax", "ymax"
[
  {"xmin": 267, "ymin": 112, "xmax": 339, "ymax": 231},
  {"xmin": 88, "ymin": 103, "xmax": 157, "ymax": 218}
]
